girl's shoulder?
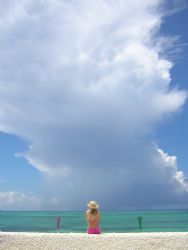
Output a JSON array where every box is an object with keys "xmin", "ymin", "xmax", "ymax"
[{"xmin": 86, "ymin": 210, "xmax": 90, "ymax": 216}]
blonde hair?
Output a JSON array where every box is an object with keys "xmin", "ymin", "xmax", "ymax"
[{"xmin": 89, "ymin": 208, "xmax": 98, "ymax": 216}]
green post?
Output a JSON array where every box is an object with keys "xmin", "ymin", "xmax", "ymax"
[{"xmin": 137, "ymin": 216, "xmax": 142, "ymax": 232}]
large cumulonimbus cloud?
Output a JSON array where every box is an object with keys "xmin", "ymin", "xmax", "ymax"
[{"xmin": 0, "ymin": 0, "xmax": 188, "ymax": 210}]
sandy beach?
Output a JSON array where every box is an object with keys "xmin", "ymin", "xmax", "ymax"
[{"xmin": 0, "ymin": 232, "xmax": 188, "ymax": 250}]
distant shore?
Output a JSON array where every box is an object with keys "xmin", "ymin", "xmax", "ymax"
[{"xmin": 0, "ymin": 232, "xmax": 188, "ymax": 250}]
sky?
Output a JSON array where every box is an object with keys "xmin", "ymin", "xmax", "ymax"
[{"xmin": 0, "ymin": 0, "xmax": 188, "ymax": 211}]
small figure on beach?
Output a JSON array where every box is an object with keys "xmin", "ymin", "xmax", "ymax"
[
  {"xmin": 56, "ymin": 216, "xmax": 61, "ymax": 232},
  {"xmin": 137, "ymin": 216, "xmax": 142, "ymax": 232},
  {"xmin": 86, "ymin": 201, "xmax": 101, "ymax": 234}
]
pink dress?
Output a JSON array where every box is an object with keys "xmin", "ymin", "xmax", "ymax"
[{"xmin": 87, "ymin": 227, "xmax": 101, "ymax": 234}]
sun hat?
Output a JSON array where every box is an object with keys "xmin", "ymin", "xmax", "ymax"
[{"xmin": 87, "ymin": 201, "xmax": 99, "ymax": 209}]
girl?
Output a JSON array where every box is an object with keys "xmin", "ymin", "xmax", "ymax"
[{"xmin": 86, "ymin": 201, "xmax": 101, "ymax": 234}]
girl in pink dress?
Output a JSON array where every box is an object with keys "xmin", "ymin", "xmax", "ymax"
[{"xmin": 86, "ymin": 201, "xmax": 101, "ymax": 234}]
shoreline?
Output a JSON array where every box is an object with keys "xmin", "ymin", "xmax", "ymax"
[{"xmin": 1, "ymin": 232, "xmax": 188, "ymax": 250}]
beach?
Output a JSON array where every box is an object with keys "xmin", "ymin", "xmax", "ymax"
[{"xmin": 0, "ymin": 232, "xmax": 188, "ymax": 250}]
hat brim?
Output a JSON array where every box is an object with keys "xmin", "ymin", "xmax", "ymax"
[{"xmin": 87, "ymin": 203, "xmax": 99, "ymax": 209}]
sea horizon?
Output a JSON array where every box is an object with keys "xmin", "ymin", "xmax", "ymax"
[{"xmin": 1, "ymin": 208, "xmax": 188, "ymax": 212}]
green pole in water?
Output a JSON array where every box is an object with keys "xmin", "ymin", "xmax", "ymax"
[{"xmin": 137, "ymin": 216, "xmax": 142, "ymax": 232}]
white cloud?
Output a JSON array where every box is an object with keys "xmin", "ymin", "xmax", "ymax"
[
  {"xmin": 0, "ymin": 191, "xmax": 42, "ymax": 210},
  {"xmin": 0, "ymin": 191, "xmax": 63, "ymax": 210},
  {"xmin": 158, "ymin": 148, "xmax": 188, "ymax": 192},
  {"xmin": 0, "ymin": 0, "xmax": 188, "ymax": 210}
]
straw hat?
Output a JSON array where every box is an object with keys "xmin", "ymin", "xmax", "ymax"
[{"xmin": 87, "ymin": 201, "xmax": 99, "ymax": 209}]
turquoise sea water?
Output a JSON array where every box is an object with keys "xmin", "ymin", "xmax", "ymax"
[{"xmin": 0, "ymin": 210, "xmax": 188, "ymax": 233}]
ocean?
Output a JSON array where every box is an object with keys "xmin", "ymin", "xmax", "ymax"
[{"xmin": 0, "ymin": 210, "xmax": 188, "ymax": 233}]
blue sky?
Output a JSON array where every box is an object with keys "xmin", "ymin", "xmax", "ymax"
[
  {"xmin": 0, "ymin": 133, "xmax": 41, "ymax": 192},
  {"xmin": 0, "ymin": 0, "xmax": 188, "ymax": 211},
  {"xmin": 156, "ymin": 4, "xmax": 188, "ymax": 176}
]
